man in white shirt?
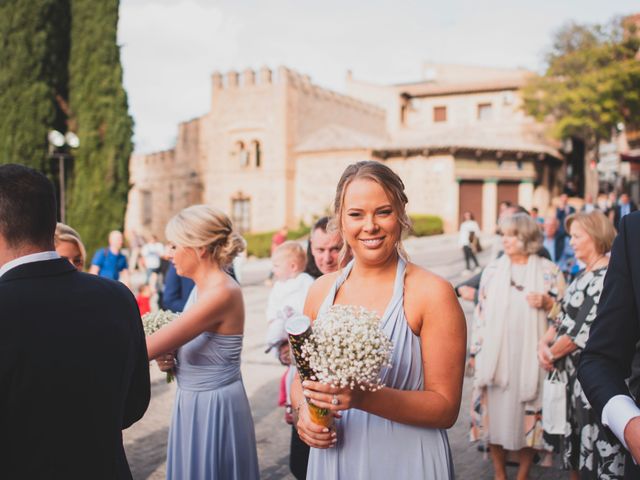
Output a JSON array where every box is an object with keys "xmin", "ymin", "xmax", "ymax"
[{"xmin": 578, "ymin": 211, "xmax": 640, "ymax": 478}]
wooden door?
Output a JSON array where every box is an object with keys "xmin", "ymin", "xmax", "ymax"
[
  {"xmin": 459, "ymin": 180, "xmax": 483, "ymax": 229},
  {"xmin": 497, "ymin": 181, "xmax": 519, "ymax": 211}
]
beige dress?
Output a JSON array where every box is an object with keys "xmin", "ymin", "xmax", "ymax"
[{"xmin": 486, "ymin": 264, "xmax": 532, "ymax": 450}]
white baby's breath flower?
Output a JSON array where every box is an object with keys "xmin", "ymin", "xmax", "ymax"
[
  {"xmin": 300, "ymin": 305, "xmax": 393, "ymax": 391},
  {"xmin": 142, "ymin": 310, "xmax": 178, "ymax": 336}
]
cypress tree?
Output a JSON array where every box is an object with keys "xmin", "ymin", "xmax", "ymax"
[
  {"xmin": 0, "ymin": 0, "xmax": 70, "ymax": 170},
  {"xmin": 66, "ymin": 0, "xmax": 133, "ymax": 259}
]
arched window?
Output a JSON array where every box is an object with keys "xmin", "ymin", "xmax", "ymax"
[
  {"xmin": 235, "ymin": 141, "xmax": 249, "ymax": 167},
  {"xmin": 252, "ymin": 140, "xmax": 261, "ymax": 168}
]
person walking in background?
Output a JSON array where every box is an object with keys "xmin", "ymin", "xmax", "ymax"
[
  {"xmin": 54, "ymin": 223, "xmax": 86, "ymax": 271},
  {"xmin": 537, "ymin": 211, "xmax": 623, "ymax": 479},
  {"xmin": 146, "ymin": 205, "xmax": 259, "ymax": 480},
  {"xmin": 582, "ymin": 193, "xmax": 596, "ymax": 213},
  {"xmin": 0, "ymin": 164, "xmax": 149, "ymax": 479},
  {"xmin": 161, "ymin": 263, "xmax": 195, "ymax": 313},
  {"xmin": 613, "ymin": 193, "xmax": 637, "ymax": 231},
  {"xmin": 578, "ymin": 211, "xmax": 640, "ymax": 479},
  {"xmin": 141, "ymin": 234, "xmax": 164, "ymax": 285},
  {"xmin": 470, "ymin": 213, "xmax": 565, "ymax": 480},
  {"xmin": 90, "ymin": 230, "xmax": 130, "ymax": 286},
  {"xmin": 556, "ymin": 193, "xmax": 576, "ymax": 237},
  {"xmin": 459, "ymin": 211, "xmax": 481, "ymax": 274},
  {"xmin": 294, "ymin": 161, "xmax": 466, "ymax": 479}
]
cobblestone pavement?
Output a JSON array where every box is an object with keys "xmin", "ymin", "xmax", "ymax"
[{"xmin": 124, "ymin": 234, "xmax": 566, "ymax": 479}]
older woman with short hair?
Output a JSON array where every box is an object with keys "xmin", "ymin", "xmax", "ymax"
[
  {"xmin": 470, "ymin": 213, "xmax": 566, "ymax": 480},
  {"xmin": 538, "ymin": 211, "xmax": 624, "ymax": 479}
]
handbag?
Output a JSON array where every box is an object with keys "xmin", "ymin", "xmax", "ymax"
[{"xmin": 542, "ymin": 369, "xmax": 568, "ymax": 435}]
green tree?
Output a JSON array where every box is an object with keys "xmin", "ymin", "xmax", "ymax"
[
  {"xmin": 0, "ymin": 0, "xmax": 70, "ymax": 170},
  {"xmin": 523, "ymin": 16, "xmax": 640, "ymax": 158},
  {"xmin": 66, "ymin": 0, "xmax": 133, "ymax": 258}
]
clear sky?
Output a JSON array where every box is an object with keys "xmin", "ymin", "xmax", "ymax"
[{"xmin": 118, "ymin": 0, "xmax": 639, "ymax": 154}]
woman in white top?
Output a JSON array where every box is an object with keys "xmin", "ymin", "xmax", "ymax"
[{"xmin": 459, "ymin": 211, "xmax": 481, "ymax": 273}]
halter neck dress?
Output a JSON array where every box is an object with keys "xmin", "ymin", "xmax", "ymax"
[
  {"xmin": 165, "ymin": 288, "xmax": 259, "ymax": 479},
  {"xmin": 306, "ymin": 258, "xmax": 454, "ymax": 479}
]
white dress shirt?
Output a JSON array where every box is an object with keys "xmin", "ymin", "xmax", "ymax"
[
  {"xmin": 0, "ymin": 251, "xmax": 60, "ymax": 279},
  {"xmin": 602, "ymin": 394, "xmax": 640, "ymax": 451}
]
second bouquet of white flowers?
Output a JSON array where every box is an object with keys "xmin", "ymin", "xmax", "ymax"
[
  {"xmin": 142, "ymin": 309, "xmax": 179, "ymax": 383},
  {"xmin": 303, "ymin": 305, "xmax": 393, "ymax": 390}
]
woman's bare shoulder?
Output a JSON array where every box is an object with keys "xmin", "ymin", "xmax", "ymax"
[{"xmin": 405, "ymin": 262, "xmax": 454, "ymax": 299}]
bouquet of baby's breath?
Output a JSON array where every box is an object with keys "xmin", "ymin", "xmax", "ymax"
[
  {"xmin": 303, "ymin": 305, "xmax": 393, "ymax": 390},
  {"xmin": 142, "ymin": 309, "xmax": 179, "ymax": 383},
  {"xmin": 286, "ymin": 305, "xmax": 393, "ymax": 427}
]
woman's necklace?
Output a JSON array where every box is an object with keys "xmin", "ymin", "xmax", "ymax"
[
  {"xmin": 585, "ymin": 254, "xmax": 605, "ymax": 272},
  {"xmin": 510, "ymin": 264, "xmax": 526, "ymax": 291}
]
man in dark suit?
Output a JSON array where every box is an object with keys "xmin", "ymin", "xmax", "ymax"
[
  {"xmin": 0, "ymin": 164, "xmax": 150, "ymax": 479},
  {"xmin": 613, "ymin": 193, "xmax": 638, "ymax": 231},
  {"xmin": 578, "ymin": 211, "xmax": 640, "ymax": 478}
]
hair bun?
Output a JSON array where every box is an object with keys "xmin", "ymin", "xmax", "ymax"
[{"xmin": 217, "ymin": 231, "xmax": 246, "ymax": 267}]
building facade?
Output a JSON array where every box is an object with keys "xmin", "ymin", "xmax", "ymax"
[{"xmin": 125, "ymin": 64, "xmax": 563, "ymax": 238}]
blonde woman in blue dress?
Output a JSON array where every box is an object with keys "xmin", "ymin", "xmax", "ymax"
[
  {"xmin": 147, "ymin": 205, "xmax": 259, "ymax": 479},
  {"xmin": 291, "ymin": 161, "xmax": 467, "ymax": 479}
]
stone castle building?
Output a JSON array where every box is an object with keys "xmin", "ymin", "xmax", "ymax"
[{"xmin": 125, "ymin": 63, "xmax": 563, "ymax": 238}]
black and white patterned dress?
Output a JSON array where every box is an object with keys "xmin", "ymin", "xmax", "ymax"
[{"xmin": 545, "ymin": 267, "xmax": 625, "ymax": 479}]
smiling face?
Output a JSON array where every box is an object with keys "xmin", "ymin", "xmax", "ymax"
[
  {"xmin": 569, "ymin": 220, "xmax": 597, "ymax": 263},
  {"xmin": 341, "ymin": 178, "xmax": 400, "ymax": 266}
]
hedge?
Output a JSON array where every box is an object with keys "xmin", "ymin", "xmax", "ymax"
[
  {"xmin": 244, "ymin": 222, "xmax": 311, "ymax": 258},
  {"xmin": 409, "ymin": 214, "xmax": 443, "ymax": 237}
]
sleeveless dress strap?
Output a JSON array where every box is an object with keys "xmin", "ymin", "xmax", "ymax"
[{"xmin": 318, "ymin": 257, "xmax": 407, "ymax": 319}]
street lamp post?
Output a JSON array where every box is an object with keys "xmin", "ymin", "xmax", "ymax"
[{"xmin": 48, "ymin": 130, "xmax": 79, "ymax": 223}]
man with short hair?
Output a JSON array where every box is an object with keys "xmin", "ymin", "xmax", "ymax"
[
  {"xmin": 304, "ymin": 216, "xmax": 344, "ymax": 278},
  {"xmin": 542, "ymin": 214, "xmax": 574, "ymax": 277},
  {"xmin": 614, "ymin": 193, "xmax": 637, "ymax": 231},
  {"xmin": 90, "ymin": 229, "xmax": 130, "ymax": 284},
  {"xmin": 0, "ymin": 164, "xmax": 149, "ymax": 479}
]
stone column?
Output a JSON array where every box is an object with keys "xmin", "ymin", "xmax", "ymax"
[
  {"xmin": 482, "ymin": 179, "xmax": 498, "ymax": 234},
  {"xmin": 450, "ymin": 179, "xmax": 461, "ymax": 233},
  {"xmin": 518, "ymin": 179, "xmax": 534, "ymax": 211}
]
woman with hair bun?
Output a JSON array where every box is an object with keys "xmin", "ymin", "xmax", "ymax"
[{"xmin": 146, "ymin": 204, "xmax": 259, "ymax": 480}]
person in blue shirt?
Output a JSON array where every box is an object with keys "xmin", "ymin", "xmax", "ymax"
[{"xmin": 89, "ymin": 230, "xmax": 129, "ymax": 285}]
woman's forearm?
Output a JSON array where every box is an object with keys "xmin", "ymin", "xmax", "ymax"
[
  {"xmin": 359, "ymin": 387, "xmax": 460, "ymax": 429},
  {"xmin": 550, "ymin": 334, "xmax": 578, "ymax": 360}
]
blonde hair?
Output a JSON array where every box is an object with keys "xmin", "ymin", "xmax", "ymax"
[
  {"xmin": 273, "ymin": 240, "xmax": 306, "ymax": 271},
  {"xmin": 565, "ymin": 211, "xmax": 615, "ymax": 255},
  {"xmin": 54, "ymin": 223, "xmax": 86, "ymax": 265},
  {"xmin": 165, "ymin": 204, "xmax": 246, "ymax": 267},
  {"xmin": 499, "ymin": 213, "xmax": 543, "ymax": 255},
  {"xmin": 333, "ymin": 161, "xmax": 411, "ymax": 263}
]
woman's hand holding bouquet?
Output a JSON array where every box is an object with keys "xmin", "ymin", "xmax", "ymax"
[{"xmin": 286, "ymin": 305, "xmax": 393, "ymax": 445}]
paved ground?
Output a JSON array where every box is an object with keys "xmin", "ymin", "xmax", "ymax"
[{"xmin": 124, "ymin": 234, "xmax": 566, "ymax": 479}]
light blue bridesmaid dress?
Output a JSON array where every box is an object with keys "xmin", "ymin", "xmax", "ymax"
[
  {"xmin": 306, "ymin": 258, "xmax": 455, "ymax": 479},
  {"xmin": 166, "ymin": 289, "xmax": 259, "ymax": 479}
]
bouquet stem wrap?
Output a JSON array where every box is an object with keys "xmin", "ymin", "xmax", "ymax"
[{"xmin": 286, "ymin": 315, "xmax": 332, "ymax": 427}]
